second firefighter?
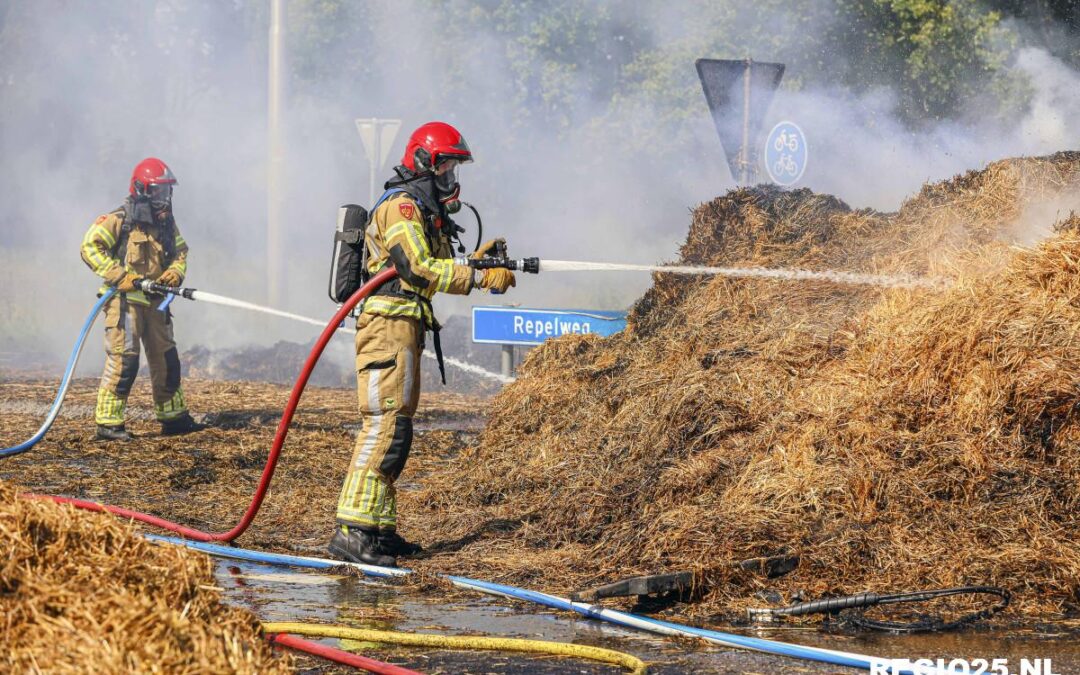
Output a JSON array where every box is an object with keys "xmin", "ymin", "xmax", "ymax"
[{"xmin": 80, "ymin": 157, "xmax": 204, "ymax": 441}]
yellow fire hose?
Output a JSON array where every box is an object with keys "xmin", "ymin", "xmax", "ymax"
[{"xmin": 261, "ymin": 621, "xmax": 648, "ymax": 674}]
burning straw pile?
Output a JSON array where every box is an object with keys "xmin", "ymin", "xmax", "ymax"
[
  {"xmin": 0, "ymin": 479, "xmax": 289, "ymax": 673},
  {"xmin": 407, "ymin": 153, "xmax": 1080, "ymax": 619}
]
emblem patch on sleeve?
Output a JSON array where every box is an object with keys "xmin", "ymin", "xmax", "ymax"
[
  {"xmin": 95, "ymin": 215, "xmax": 107, "ymax": 224},
  {"xmin": 398, "ymin": 202, "xmax": 415, "ymax": 220}
]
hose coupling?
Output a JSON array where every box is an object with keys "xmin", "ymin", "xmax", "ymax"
[{"xmin": 746, "ymin": 607, "xmax": 781, "ymax": 622}]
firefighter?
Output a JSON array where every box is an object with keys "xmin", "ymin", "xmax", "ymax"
[
  {"xmin": 330, "ymin": 122, "xmax": 515, "ymax": 566},
  {"xmin": 80, "ymin": 157, "xmax": 203, "ymax": 441}
]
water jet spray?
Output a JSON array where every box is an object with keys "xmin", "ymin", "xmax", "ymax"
[
  {"xmin": 135, "ymin": 280, "xmax": 512, "ymax": 383},
  {"xmin": 456, "ymin": 256, "xmax": 942, "ymax": 290}
]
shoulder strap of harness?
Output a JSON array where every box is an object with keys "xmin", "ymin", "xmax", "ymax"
[
  {"xmin": 160, "ymin": 212, "xmax": 178, "ymax": 265},
  {"xmin": 375, "ymin": 187, "xmax": 407, "ymax": 209},
  {"xmin": 115, "ymin": 204, "xmax": 133, "ymax": 266}
]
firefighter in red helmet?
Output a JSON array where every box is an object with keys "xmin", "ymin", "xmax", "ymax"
[
  {"xmin": 80, "ymin": 158, "xmax": 204, "ymax": 441},
  {"xmin": 330, "ymin": 122, "xmax": 514, "ymax": 566}
]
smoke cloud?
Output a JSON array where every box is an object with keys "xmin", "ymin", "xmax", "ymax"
[
  {"xmin": 1, "ymin": 2, "xmax": 1078, "ymax": 375},
  {"xmin": 780, "ymin": 46, "xmax": 1080, "ymax": 212}
]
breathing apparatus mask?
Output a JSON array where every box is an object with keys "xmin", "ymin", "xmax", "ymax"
[
  {"xmin": 130, "ymin": 183, "xmax": 173, "ymax": 224},
  {"xmin": 433, "ymin": 159, "xmax": 463, "ymax": 214},
  {"xmin": 147, "ymin": 183, "xmax": 173, "ymax": 212}
]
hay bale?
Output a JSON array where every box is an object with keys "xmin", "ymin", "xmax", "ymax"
[
  {"xmin": 0, "ymin": 479, "xmax": 290, "ymax": 673},
  {"xmin": 406, "ymin": 153, "xmax": 1080, "ymax": 620}
]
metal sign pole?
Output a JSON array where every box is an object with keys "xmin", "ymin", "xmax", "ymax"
[
  {"xmin": 741, "ymin": 58, "xmax": 752, "ymax": 185},
  {"xmin": 368, "ymin": 135, "xmax": 377, "ymax": 207},
  {"xmin": 501, "ymin": 344, "xmax": 514, "ymax": 378},
  {"xmin": 267, "ymin": 0, "xmax": 286, "ymax": 305}
]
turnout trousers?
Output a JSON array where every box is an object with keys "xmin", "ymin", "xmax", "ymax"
[
  {"xmin": 336, "ymin": 313, "xmax": 422, "ymax": 532},
  {"xmin": 95, "ymin": 295, "xmax": 187, "ymax": 426}
]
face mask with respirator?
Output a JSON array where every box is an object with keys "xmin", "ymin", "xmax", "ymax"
[
  {"xmin": 433, "ymin": 161, "xmax": 462, "ymax": 214},
  {"xmin": 131, "ymin": 183, "xmax": 173, "ymax": 223}
]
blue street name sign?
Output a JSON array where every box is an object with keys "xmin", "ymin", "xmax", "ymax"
[
  {"xmin": 472, "ymin": 306, "xmax": 627, "ymax": 346},
  {"xmin": 764, "ymin": 120, "xmax": 808, "ymax": 186}
]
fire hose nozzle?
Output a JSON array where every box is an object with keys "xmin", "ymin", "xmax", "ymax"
[
  {"xmin": 463, "ymin": 257, "xmax": 540, "ymax": 274},
  {"xmin": 137, "ymin": 279, "xmax": 196, "ymax": 300}
]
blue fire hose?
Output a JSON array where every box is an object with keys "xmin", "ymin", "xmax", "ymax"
[
  {"xmin": 0, "ymin": 289, "xmax": 116, "ymax": 458},
  {"xmin": 145, "ymin": 534, "xmax": 951, "ymax": 674}
]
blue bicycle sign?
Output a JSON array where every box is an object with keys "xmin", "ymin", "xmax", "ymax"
[{"xmin": 764, "ymin": 121, "xmax": 807, "ymax": 186}]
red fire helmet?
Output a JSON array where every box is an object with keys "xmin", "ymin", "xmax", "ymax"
[
  {"xmin": 129, "ymin": 157, "xmax": 178, "ymax": 196},
  {"xmin": 401, "ymin": 121, "xmax": 473, "ymax": 173}
]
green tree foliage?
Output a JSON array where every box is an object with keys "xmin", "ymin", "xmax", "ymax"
[
  {"xmin": 985, "ymin": 0, "xmax": 1080, "ymax": 66},
  {"xmin": 609, "ymin": 0, "xmax": 1022, "ymax": 134},
  {"xmin": 829, "ymin": 0, "xmax": 1016, "ymax": 122}
]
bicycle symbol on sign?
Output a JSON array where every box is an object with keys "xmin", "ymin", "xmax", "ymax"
[
  {"xmin": 774, "ymin": 153, "xmax": 798, "ymax": 177},
  {"xmin": 764, "ymin": 121, "xmax": 807, "ymax": 186},
  {"xmin": 773, "ymin": 132, "xmax": 799, "ymax": 153}
]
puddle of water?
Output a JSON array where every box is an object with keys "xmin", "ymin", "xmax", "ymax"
[{"xmin": 215, "ymin": 560, "xmax": 1080, "ymax": 674}]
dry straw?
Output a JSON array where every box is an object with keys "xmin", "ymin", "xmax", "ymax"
[
  {"xmin": 406, "ymin": 152, "xmax": 1080, "ymax": 620},
  {"xmin": 0, "ymin": 479, "xmax": 290, "ymax": 673}
]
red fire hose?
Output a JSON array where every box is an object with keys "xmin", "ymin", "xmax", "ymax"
[
  {"xmin": 265, "ymin": 632, "xmax": 422, "ymax": 675},
  {"xmin": 25, "ymin": 268, "xmax": 398, "ymax": 542}
]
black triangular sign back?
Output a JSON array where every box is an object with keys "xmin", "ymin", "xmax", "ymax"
[{"xmin": 695, "ymin": 59, "xmax": 785, "ymax": 182}]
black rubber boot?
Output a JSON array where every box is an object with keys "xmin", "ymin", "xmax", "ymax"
[
  {"xmin": 160, "ymin": 413, "xmax": 206, "ymax": 436},
  {"xmin": 96, "ymin": 424, "xmax": 132, "ymax": 442},
  {"xmin": 378, "ymin": 529, "xmax": 423, "ymax": 557},
  {"xmin": 328, "ymin": 525, "xmax": 397, "ymax": 567}
]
